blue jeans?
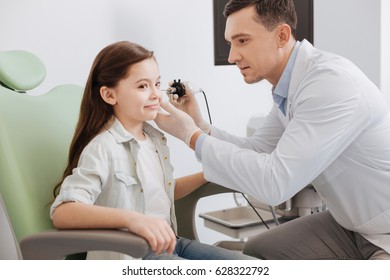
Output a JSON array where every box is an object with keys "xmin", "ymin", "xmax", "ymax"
[{"xmin": 143, "ymin": 237, "xmax": 257, "ymax": 260}]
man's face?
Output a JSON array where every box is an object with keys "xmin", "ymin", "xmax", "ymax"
[{"xmin": 225, "ymin": 5, "xmax": 283, "ymax": 85}]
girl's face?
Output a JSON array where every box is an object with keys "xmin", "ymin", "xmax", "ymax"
[{"xmin": 101, "ymin": 57, "xmax": 162, "ymax": 131}]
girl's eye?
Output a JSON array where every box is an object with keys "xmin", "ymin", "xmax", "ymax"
[
  {"xmin": 139, "ymin": 84, "xmax": 148, "ymax": 89},
  {"xmin": 155, "ymin": 82, "xmax": 161, "ymax": 88}
]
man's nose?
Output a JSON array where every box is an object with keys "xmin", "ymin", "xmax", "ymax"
[{"xmin": 227, "ymin": 46, "xmax": 240, "ymax": 64}]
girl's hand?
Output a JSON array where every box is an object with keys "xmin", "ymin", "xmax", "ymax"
[{"xmin": 127, "ymin": 213, "xmax": 176, "ymax": 256}]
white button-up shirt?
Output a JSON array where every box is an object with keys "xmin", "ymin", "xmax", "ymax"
[
  {"xmin": 197, "ymin": 40, "xmax": 390, "ymax": 253},
  {"xmin": 51, "ymin": 119, "xmax": 177, "ymax": 259}
]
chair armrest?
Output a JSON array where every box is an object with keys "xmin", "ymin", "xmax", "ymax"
[
  {"xmin": 175, "ymin": 182, "xmax": 236, "ymax": 240},
  {"xmin": 19, "ymin": 229, "xmax": 149, "ymax": 260}
]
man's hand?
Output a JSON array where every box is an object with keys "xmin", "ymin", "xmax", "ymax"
[
  {"xmin": 168, "ymin": 81, "xmax": 211, "ymax": 134},
  {"xmin": 156, "ymin": 101, "xmax": 202, "ymax": 146}
]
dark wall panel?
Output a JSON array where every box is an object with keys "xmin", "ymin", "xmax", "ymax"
[{"xmin": 214, "ymin": 0, "xmax": 313, "ymax": 65}]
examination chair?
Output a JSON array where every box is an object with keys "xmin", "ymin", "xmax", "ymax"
[
  {"xmin": 0, "ymin": 49, "xmax": 236, "ymax": 259},
  {"xmin": 0, "ymin": 50, "xmax": 149, "ymax": 259}
]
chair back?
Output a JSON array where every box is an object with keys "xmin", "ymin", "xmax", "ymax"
[{"xmin": 0, "ymin": 50, "xmax": 83, "ymax": 241}]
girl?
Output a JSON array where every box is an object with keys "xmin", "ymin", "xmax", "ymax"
[{"xmin": 50, "ymin": 41, "xmax": 255, "ymax": 260}]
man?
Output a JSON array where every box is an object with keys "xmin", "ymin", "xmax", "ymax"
[{"xmin": 155, "ymin": 0, "xmax": 390, "ymax": 259}]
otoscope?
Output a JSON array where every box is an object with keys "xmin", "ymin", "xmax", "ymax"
[
  {"xmin": 166, "ymin": 79, "xmax": 186, "ymax": 97},
  {"xmin": 164, "ymin": 79, "xmax": 212, "ymax": 124}
]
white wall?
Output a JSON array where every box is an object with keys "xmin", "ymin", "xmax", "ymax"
[
  {"xmin": 0, "ymin": 0, "xmax": 116, "ymax": 93},
  {"xmin": 314, "ymin": 0, "xmax": 381, "ymax": 86},
  {"xmin": 0, "ymin": 0, "xmax": 273, "ymax": 179},
  {"xmin": 382, "ymin": 0, "xmax": 390, "ymax": 106},
  {"xmin": 1, "ymin": 0, "xmax": 388, "ymax": 245},
  {"xmin": 314, "ymin": 0, "xmax": 389, "ymax": 105}
]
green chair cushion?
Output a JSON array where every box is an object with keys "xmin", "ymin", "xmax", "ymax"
[
  {"xmin": 0, "ymin": 84, "xmax": 83, "ymax": 240},
  {"xmin": 0, "ymin": 50, "xmax": 46, "ymax": 91}
]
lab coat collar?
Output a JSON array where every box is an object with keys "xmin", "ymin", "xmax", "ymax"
[
  {"xmin": 272, "ymin": 41, "xmax": 301, "ymax": 115},
  {"xmin": 288, "ymin": 39, "xmax": 316, "ymax": 99},
  {"xmin": 274, "ymin": 40, "xmax": 301, "ymax": 99}
]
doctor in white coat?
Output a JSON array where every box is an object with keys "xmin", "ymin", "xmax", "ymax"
[{"xmin": 156, "ymin": 0, "xmax": 390, "ymax": 259}]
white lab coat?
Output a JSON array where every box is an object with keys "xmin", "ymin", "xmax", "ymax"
[{"xmin": 200, "ymin": 40, "xmax": 390, "ymax": 253}]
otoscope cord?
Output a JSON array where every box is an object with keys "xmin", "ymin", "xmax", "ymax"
[{"xmin": 200, "ymin": 88, "xmax": 276, "ymax": 229}]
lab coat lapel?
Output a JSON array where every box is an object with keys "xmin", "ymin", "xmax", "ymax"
[{"xmin": 286, "ymin": 39, "xmax": 315, "ymax": 120}]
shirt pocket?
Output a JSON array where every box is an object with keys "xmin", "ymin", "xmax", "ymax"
[
  {"xmin": 106, "ymin": 172, "xmax": 141, "ymax": 211},
  {"xmin": 114, "ymin": 172, "xmax": 138, "ymax": 186}
]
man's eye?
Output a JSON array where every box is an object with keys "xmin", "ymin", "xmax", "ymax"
[{"xmin": 239, "ymin": 39, "xmax": 247, "ymax": 44}]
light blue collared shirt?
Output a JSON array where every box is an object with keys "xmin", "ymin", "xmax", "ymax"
[
  {"xmin": 272, "ymin": 41, "xmax": 301, "ymax": 115},
  {"xmin": 195, "ymin": 132, "xmax": 208, "ymax": 160}
]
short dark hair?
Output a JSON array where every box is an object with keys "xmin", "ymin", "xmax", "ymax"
[{"xmin": 224, "ymin": 0, "xmax": 297, "ymax": 39}]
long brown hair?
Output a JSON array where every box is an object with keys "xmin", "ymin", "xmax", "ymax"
[{"xmin": 53, "ymin": 41, "xmax": 154, "ymax": 197}]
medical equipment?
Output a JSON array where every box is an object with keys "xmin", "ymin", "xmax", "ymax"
[
  {"xmin": 165, "ymin": 79, "xmax": 213, "ymax": 124},
  {"xmin": 166, "ymin": 79, "xmax": 187, "ymax": 97}
]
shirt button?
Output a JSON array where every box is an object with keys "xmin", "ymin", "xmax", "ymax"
[
  {"xmin": 140, "ymin": 188, "xmax": 144, "ymax": 193},
  {"xmin": 168, "ymin": 182, "xmax": 172, "ymax": 186}
]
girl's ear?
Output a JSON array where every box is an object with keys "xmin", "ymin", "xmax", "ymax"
[{"xmin": 100, "ymin": 86, "xmax": 117, "ymax": 105}]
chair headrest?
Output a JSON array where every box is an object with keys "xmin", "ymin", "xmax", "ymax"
[{"xmin": 0, "ymin": 50, "xmax": 46, "ymax": 92}]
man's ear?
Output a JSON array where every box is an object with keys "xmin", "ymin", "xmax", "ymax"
[
  {"xmin": 277, "ymin": 23, "xmax": 291, "ymax": 47},
  {"xmin": 100, "ymin": 86, "xmax": 117, "ymax": 105}
]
